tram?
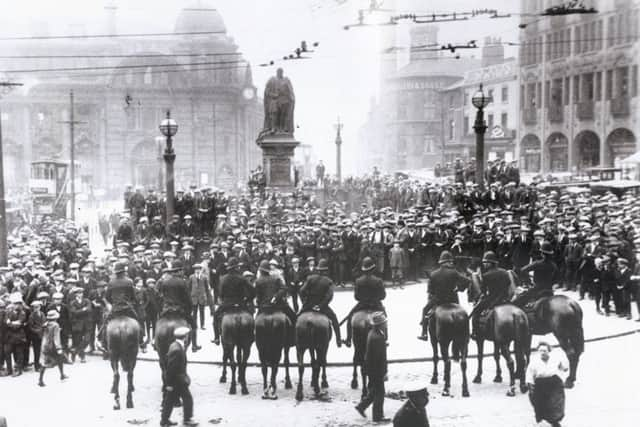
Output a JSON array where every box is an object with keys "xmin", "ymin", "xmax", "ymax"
[{"xmin": 28, "ymin": 159, "xmax": 80, "ymax": 220}]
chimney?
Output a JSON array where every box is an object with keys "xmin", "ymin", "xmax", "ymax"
[{"xmin": 481, "ymin": 36, "xmax": 504, "ymax": 67}]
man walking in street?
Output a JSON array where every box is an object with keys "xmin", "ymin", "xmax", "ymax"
[
  {"xmin": 160, "ymin": 326, "xmax": 198, "ymax": 427},
  {"xmin": 355, "ymin": 312, "xmax": 389, "ymax": 423}
]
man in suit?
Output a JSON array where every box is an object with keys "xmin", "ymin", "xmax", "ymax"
[
  {"xmin": 285, "ymin": 256, "xmax": 305, "ymax": 312},
  {"xmin": 563, "ymin": 233, "xmax": 583, "ymax": 291},
  {"xmin": 160, "ymin": 326, "xmax": 198, "ymax": 427},
  {"xmin": 418, "ymin": 251, "xmax": 470, "ymax": 341},
  {"xmin": 355, "ymin": 312, "xmax": 389, "ymax": 423}
]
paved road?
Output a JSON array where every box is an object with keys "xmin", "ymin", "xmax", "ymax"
[{"xmin": 1, "ymin": 332, "xmax": 638, "ymax": 427}]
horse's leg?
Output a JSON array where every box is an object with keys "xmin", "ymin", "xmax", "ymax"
[
  {"xmin": 493, "ymin": 346, "xmax": 503, "ymax": 383},
  {"xmin": 361, "ymin": 365, "xmax": 368, "ymax": 399},
  {"xmin": 321, "ymin": 362, "xmax": 328, "ymax": 389},
  {"xmin": 220, "ymin": 350, "xmax": 227, "ymax": 384},
  {"xmin": 261, "ymin": 360, "xmax": 268, "ymax": 397},
  {"xmin": 126, "ymin": 369, "xmax": 134, "ymax": 409},
  {"xmin": 110, "ymin": 359, "xmax": 120, "ymax": 410},
  {"xmin": 228, "ymin": 347, "xmax": 237, "ymax": 395},
  {"xmin": 460, "ymin": 342, "xmax": 469, "ymax": 398},
  {"xmin": 311, "ymin": 350, "xmax": 320, "ymax": 395},
  {"xmin": 295, "ymin": 348, "xmax": 305, "ymax": 401},
  {"xmin": 270, "ymin": 362, "xmax": 279, "ymax": 399},
  {"xmin": 556, "ymin": 335, "xmax": 577, "ymax": 388},
  {"xmin": 500, "ymin": 345, "xmax": 516, "ymax": 397},
  {"xmin": 350, "ymin": 355, "xmax": 359, "ymax": 390},
  {"xmin": 441, "ymin": 342, "xmax": 451, "ymax": 396},
  {"xmin": 240, "ymin": 346, "xmax": 249, "ymax": 395},
  {"xmin": 515, "ymin": 345, "xmax": 528, "ymax": 394},
  {"xmin": 430, "ymin": 338, "xmax": 439, "ymax": 385},
  {"xmin": 283, "ymin": 346, "xmax": 292, "ymax": 390},
  {"xmin": 473, "ymin": 339, "xmax": 484, "ymax": 383}
]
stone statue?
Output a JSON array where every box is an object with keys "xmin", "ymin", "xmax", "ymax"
[{"xmin": 261, "ymin": 68, "xmax": 295, "ymax": 137}]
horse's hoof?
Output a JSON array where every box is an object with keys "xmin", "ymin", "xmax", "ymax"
[
  {"xmin": 462, "ymin": 389, "xmax": 470, "ymax": 398},
  {"xmin": 493, "ymin": 375, "xmax": 503, "ymax": 383},
  {"xmin": 229, "ymin": 386, "xmax": 237, "ymax": 395},
  {"xmin": 350, "ymin": 379, "xmax": 358, "ymax": 390},
  {"xmin": 472, "ymin": 375, "xmax": 482, "ymax": 384},
  {"xmin": 219, "ymin": 376, "xmax": 226, "ymax": 384},
  {"xmin": 295, "ymin": 392, "xmax": 303, "ymax": 401},
  {"xmin": 441, "ymin": 390, "xmax": 450, "ymax": 397},
  {"xmin": 284, "ymin": 380, "xmax": 292, "ymax": 390},
  {"xmin": 430, "ymin": 376, "xmax": 438, "ymax": 385},
  {"xmin": 564, "ymin": 380, "xmax": 575, "ymax": 389},
  {"xmin": 126, "ymin": 401, "xmax": 134, "ymax": 409},
  {"xmin": 506, "ymin": 388, "xmax": 516, "ymax": 397},
  {"xmin": 241, "ymin": 387, "xmax": 249, "ymax": 396},
  {"xmin": 520, "ymin": 384, "xmax": 528, "ymax": 394},
  {"xmin": 321, "ymin": 381, "xmax": 329, "ymax": 389},
  {"xmin": 113, "ymin": 405, "xmax": 120, "ymax": 411}
]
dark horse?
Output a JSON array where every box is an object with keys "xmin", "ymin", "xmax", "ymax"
[
  {"xmin": 469, "ymin": 272, "xmax": 531, "ymax": 396},
  {"xmin": 523, "ymin": 295, "xmax": 584, "ymax": 388},
  {"xmin": 255, "ymin": 309, "xmax": 294, "ymax": 399},
  {"xmin": 295, "ymin": 311, "xmax": 332, "ymax": 401},
  {"xmin": 428, "ymin": 304, "xmax": 470, "ymax": 397},
  {"xmin": 220, "ymin": 309, "xmax": 255, "ymax": 395},
  {"xmin": 349, "ymin": 309, "xmax": 373, "ymax": 398},
  {"xmin": 154, "ymin": 312, "xmax": 190, "ymax": 392},
  {"xmin": 106, "ymin": 316, "xmax": 140, "ymax": 410}
]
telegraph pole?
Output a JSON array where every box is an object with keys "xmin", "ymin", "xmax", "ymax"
[
  {"xmin": 0, "ymin": 79, "xmax": 23, "ymax": 266},
  {"xmin": 59, "ymin": 90, "xmax": 86, "ymax": 222},
  {"xmin": 334, "ymin": 116, "xmax": 343, "ymax": 183}
]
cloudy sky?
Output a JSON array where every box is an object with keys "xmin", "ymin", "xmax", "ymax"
[{"xmin": 0, "ymin": 0, "xmax": 521, "ymax": 174}]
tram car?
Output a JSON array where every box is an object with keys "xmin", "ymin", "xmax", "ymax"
[{"xmin": 28, "ymin": 159, "xmax": 80, "ymax": 220}]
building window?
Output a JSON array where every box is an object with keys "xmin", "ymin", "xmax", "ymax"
[
  {"xmin": 583, "ymin": 73, "xmax": 594, "ymax": 100},
  {"xmin": 632, "ymin": 65, "xmax": 638, "ymax": 97},
  {"xmin": 596, "ymin": 20, "xmax": 603, "ymax": 50},
  {"xmin": 607, "ymin": 16, "xmax": 615, "ymax": 48},
  {"xmin": 575, "ymin": 26, "xmax": 581, "ymax": 54},
  {"xmin": 143, "ymin": 67, "xmax": 152, "ymax": 85},
  {"xmin": 551, "ymin": 78, "xmax": 563, "ymax": 105},
  {"xmin": 424, "ymin": 136, "xmax": 434, "ymax": 154},
  {"xmin": 606, "ymin": 69, "xmax": 613, "ymax": 99},
  {"xmin": 545, "ymin": 80, "xmax": 550, "ymax": 107},
  {"xmin": 501, "ymin": 86, "xmax": 508, "ymax": 103},
  {"xmin": 501, "ymin": 113, "xmax": 508, "ymax": 129},
  {"xmin": 463, "ymin": 116, "xmax": 469, "ymax": 134},
  {"xmin": 564, "ymin": 77, "xmax": 570, "ymax": 105},
  {"xmin": 573, "ymin": 75, "xmax": 580, "ymax": 103},
  {"xmin": 520, "ymin": 85, "xmax": 525, "ymax": 109},
  {"xmin": 463, "ymin": 91, "xmax": 469, "ymax": 106},
  {"xmin": 449, "ymin": 120, "xmax": 455, "ymax": 140},
  {"xmin": 595, "ymin": 71, "xmax": 602, "ymax": 100},
  {"xmin": 487, "ymin": 114, "xmax": 494, "ymax": 129}
]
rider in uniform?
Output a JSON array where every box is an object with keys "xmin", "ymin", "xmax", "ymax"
[
  {"xmin": 299, "ymin": 258, "xmax": 343, "ymax": 347},
  {"xmin": 342, "ymin": 257, "xmax": 386, "ymax": 348},
  {"xmin": 512, "ymin": 241, "xmax": 559, "ymax": 308},
  {"xmin": 254, "ymin": 260, "xmax": 297, "ymax": 325},
  {"xmin": 212, "ymin": 257, "xmax": 256, "ymax": 346},
  {"xmin": 469, "ymin": 251, "xmax": 513, "ymax": 339},
  {"xmin": 157, "ymin": 261, "xmax": 201, "ymax": 352},
  {"xmin": 417, "ymin": 251, "xmax": 470, "ymax": 341},
  {"xmin": 100, "ymin": 262, "xmax": 145, "ymax": 353}
]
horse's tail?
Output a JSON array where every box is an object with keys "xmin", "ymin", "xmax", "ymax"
[
  {"xmin": 570, "ymin": 301, "xmax": 585, "ymax": 356},
  {"xmin": 513, "ymin": 310, "xmax": 531, "ymax": 356}
]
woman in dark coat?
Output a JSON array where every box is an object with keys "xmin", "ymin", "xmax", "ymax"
[{"xmin": 526, "ymin": 342, "xmax": 569, "ymax": 427}]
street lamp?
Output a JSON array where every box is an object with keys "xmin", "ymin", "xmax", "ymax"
[
  {"xmin": 472, "ymin": 83, "xmax": 492, "ymax": 191},
  {"xmin": 159, "ymin": 110, "xmax": 178, "ymax": 223}
]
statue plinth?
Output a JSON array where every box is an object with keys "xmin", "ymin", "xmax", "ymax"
[{"xmin": 256, "ymin": 133, "xmax": 300, "ymax": 191}]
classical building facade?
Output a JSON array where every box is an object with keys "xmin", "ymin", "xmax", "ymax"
[
  {"xmin": 517, "ymin": 0, "xmax": 640, "ymax": 174},
  {"xmin": 1, "ymin": 1, "xmax": 263, "ymax": 194},
  {"xmin": 441, "ymin": 39, "xmax": 519, "ymax": 165},
  {"xmin": 357, "ymin": 26, "xmax": 479, "ymax": 173}
]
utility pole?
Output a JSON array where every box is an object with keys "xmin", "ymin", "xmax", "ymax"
[
  {"xmin": 334, "ymin": 116, "xmax": 343, "ymax": 183},
  {"xmin": 0, "ymin": 79, "xmax": 23, "ymax": 267},
  {"xmin": 59, "ymin": 90, "xmax": 86, "ymax": 222}
]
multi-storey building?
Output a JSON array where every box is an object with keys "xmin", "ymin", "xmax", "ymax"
[
  {"xmin": 517, "ymin": 0, "xmax": 639, "ymax": 173},
  {"xmin": 441, "ymin": 38, "xmax": 519, "ymax": 165},
  {"xmin": 0, "ymin": 1, "xmax": 263, "ymax": 194}
]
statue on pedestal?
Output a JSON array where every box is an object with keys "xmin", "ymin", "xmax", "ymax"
[{"xmin": 260, "ymin": 68, "xmax": 295, "ymax": 138}]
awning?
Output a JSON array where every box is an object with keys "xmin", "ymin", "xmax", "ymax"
[{"xmin": 620, "ymin": 152, "xmax": 640, "ymax": 164}]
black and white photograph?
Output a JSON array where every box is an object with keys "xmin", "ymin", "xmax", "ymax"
[{"xmin": 0, "ymin": 0, "xmax": 639, "ymax": 426}]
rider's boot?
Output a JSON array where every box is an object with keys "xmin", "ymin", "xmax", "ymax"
[
  {"xmin": 191, "ymin": 329, "xmax": 201, "ymax": 352},
  {"xmin": 417, "ymin": 317, "xmax": 429, "ymax": 341},
  {"xmin": 212, "ymin": 316, "xmax": 220, "ymax": 346},
  {"xmin": 343, "ymin": 317, "xmax": 352, "ymax": 347}
]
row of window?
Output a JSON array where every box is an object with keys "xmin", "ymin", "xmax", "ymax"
[
  {"xmin": 459, "ymin": 113, "xmax": 510, "ymax": 137},
  {"xmin": 396, "ymin": 135, "xmax": 436, "ymax": 155},
  {"xmin": 521, "ymin": 65, "xmax": 639, "ymax": 108},
  {"xmin": 520, "ymin": 10, "xmax": 640, "ymax": 66},
  {"xmin": 463, "ymin": 86, "xmax": 509, "ymax": 106}
]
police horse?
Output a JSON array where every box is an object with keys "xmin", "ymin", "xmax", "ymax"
[
  {"xmin": 469, "ymin": 272, "xmax": 531, "ymax": 396},
  {"xmin": 106, "ymin": 316, "xmax": 141, "ymax": 410},
  {"xmin": 155, "ymin": 312, "xmax": 191, "ymax": 394},
  {"xmin": 255, "ymin": 308, "xmax": 294, "ymax": 399},
  {"xmin": 348, "ymin": 309, "xmax": 374, "ymax": 398},
  {"xmin": 295, "ymin": 311, "xmax": 332, "ymax": 401},
  {"xmin": 219, "ymin": 308, "xmax": 255, "ymax": 395}
]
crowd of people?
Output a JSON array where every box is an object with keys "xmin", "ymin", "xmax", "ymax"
[{"xmin": 2, "ymin": 169, "xmax": 640, "ymax": 412}]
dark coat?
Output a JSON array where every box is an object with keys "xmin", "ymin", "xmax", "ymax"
[
  {"xmin": 300, "ymin": 273, "xmax": 334, "ymax": 309},
  {"xmin": 428, "ymin": 266, "xmax": 469, "ymax": 305},
  {"xmin": 255, "ymin": 274, "xmax": 287, "ymax": 309},
  {"xmin": 364, "ymin": 328, "xmax": 388, "ymax": 378},
  {"xmin": 165, "ymin": 340, "xmax": 190, "ymax": 387},
  {"xmin": 68, "ymin": 297, "xmax": 93, "ymax": 332},
  {"xmin": 105, "ymin": 276, "xmax": 137, "ymax": 314},
  {"xmin": 157, "ymin": 275, "xmax": 192, "ymax": 314},
  {"xmin": 354, "ymin": 274, "xmax": 386, "ymax": 306},
  {"xmin": 218, "ymin": 272, "xmax": 255, "ymax": 306}
]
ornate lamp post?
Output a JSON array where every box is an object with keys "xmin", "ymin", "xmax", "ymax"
[
  {"xmin": 472, "ymin": 83, "xmax": 492, "ymax": 191},
  {"xmin": 159, "ymin": 110, "xmax": 178, "ymax": 223}
]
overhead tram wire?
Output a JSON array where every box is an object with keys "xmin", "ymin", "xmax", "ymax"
[
  {"xmin": 0, "ymin": 30, "xmax": 227, "ymax": 41},
  {"xmin": 0, "ymin": 52, "xmax": 243, "ymax": 59}
]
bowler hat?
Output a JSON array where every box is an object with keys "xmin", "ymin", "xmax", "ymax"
[
  {"xmin": 361, "ymin": 257, "xmax": 376, "ymax": 272},
  {"xmin": 438, "ymin": 251, "xmax": 454, "ymax": 265},
  {"xmin": 540, "ymin": 242, "xmax": 554, "ymax": 255},
  {"xmin": 113, "ymin": 262, "xmax": 127, "ymax": 274},
  {"xmin": 482, "ymin": 251, "xmax": 499, "ymax": 264},
  {"xmin": 316, "ymin": 259, "xmax": 329, "ymax": 271}
]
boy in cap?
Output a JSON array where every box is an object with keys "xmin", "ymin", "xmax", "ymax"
[
  {"xmin": 27, "ymin": 300, "xmax": 46, "ymax": 371},
  {"xmin": 38, "ymin": 310, "xmax": 68, "ymax": 386},
  {"xmin": 5, "ymin": 293, "xmax": 27, "ymax": 376},
  {"xmin": 160, "ymin": 326, "xmax": 198, "ymax": 427},
  {"xmin": 355, "ymin": 312, "xmax": 389, "ymax": 423}
]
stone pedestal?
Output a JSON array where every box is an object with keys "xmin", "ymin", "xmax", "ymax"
[{"xmin": 256, "ymin": 133, "xmax": 300, "ymax": 191}]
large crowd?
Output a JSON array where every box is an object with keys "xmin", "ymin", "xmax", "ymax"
[{"xmin": 2, "ymin": 170, "xmax": 640, "ymax": 384}]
